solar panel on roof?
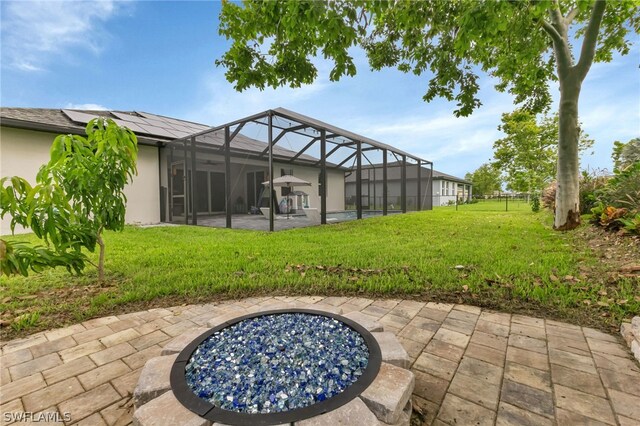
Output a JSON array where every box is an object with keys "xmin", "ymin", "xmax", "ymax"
[
  {"xmin": 140, "ymin": 118, "xmax": 167, "ymax": 128},
  {"xmin": 138, "ymin": 111, "xmax": 210, "ymax": 130},
  {"xmin": 62, "ymin": 109, "xmax": 101, "ymax": 124},
  {"xmin": 150, "ymin": 127, "xmax": 182, "ymax": 139},
  {"xmin": 148, "ymin": 117, "xmax": 194, "ymax": 131},
  {"xmin": 187, "ymin": 123, "xmax": 210, "ymax": 130},
  {"xmin": 170, "ymin": 124, "xmax": 199, "ymax": 134},
  {"xmin": 138, "ymin": 112, "xmax": 183, "ymax": 125},
  {"xmin": 63, "ymin": 110, "xmax": 141, "ymax": 134},
  {"xmin": 111, "ymin": 111, "xmax": 148, "ymax": 125},
  {"xmin": 167, "ymin": 129, "xmax": 192, "ymax": 138},
  {"xmin": 119, "ymin": 122, "xmax": 150, "ymax": 134}
]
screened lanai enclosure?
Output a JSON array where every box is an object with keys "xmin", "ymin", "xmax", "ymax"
[{"xmin": 159, "ymin": 108, "xmax": 433, "ymax": 231}]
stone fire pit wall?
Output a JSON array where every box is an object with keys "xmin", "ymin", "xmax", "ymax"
[
  {"xmin": 621, "ymin": 316, "xmax": 640, "ymax": 363},
  {"xmin": 132, "ymin": 303, "xmax": 415, "ymax": 426}
]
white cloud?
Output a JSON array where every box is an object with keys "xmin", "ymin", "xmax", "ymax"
[
  {"xmin": 64, "ymin": 103, "xmax": 109, "ymax": 110},
  {"xmin": 344, "ymin": 98, "xmax": 513, "ymax": 166},
  {"xmin": 13, "ymin": 60, "xmax": 43, "ymax": 72},
  {"xmin": 185, "ymin": 63, "xmax": 333, "ymax": 126},
  {"xmin": 182, "ymin": 46, "xmax": 368, "ymax": 126},
  {"xmin": 1, "ymin": 0, "xmax": 131, "ymax": 71}
]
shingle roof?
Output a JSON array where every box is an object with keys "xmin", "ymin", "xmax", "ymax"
[
  {"xmin": 1, "ymin": 107, "xmax": 107, "ymax": 132},
  {"xmin": 0, "ymin": 108, "xmax": 209, "ymax": 145},
  {"xmin": 0, "ymin": 108, "xmax": 321, "ymax": 163},
  {"xmin": 0, "ymin": 107, "xmax": 429, "ymax": 171}
]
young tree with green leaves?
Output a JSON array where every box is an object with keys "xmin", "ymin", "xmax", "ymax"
[
  {"xmin": 612, "ymin": 137, "xmax": 640, "ymax": 172},
  {"xmin": 217, "ymin": 0, "xmax": 638, "ymax": 230},
  {"xmin": 0, "ymin": 119, "xmax": 138, "ymax": 280},
  {"xmin": 492, "ymin": 110, "xmax": 593, "ymax": 194},
  {"xmin": 465, "ymin": 163, "xmax": 502, "ymax": 196}
]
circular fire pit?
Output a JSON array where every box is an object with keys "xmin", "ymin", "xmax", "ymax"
[
  {"xmin": 133, "ymin": 303, "xmax": 415, "ymax": 426},
  {"xmin": 170, "ymin": 309, "xmax": 381, "ymax": 425}
]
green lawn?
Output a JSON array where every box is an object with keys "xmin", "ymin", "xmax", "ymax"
[{"xmin": 1, "ymin": 203, "xmax": 638, "ymax": 339}]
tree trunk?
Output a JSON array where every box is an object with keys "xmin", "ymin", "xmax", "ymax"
[
  {"xmin": 554, "ymin": 75, "xmax": 582, "ymax": 230},
  {"xmin": 97, "ymin": 232, "xmax": 105, "ymax": 282}
]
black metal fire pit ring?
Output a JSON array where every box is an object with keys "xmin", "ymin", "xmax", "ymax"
[{"xmin": 170, "ymin": 308, "xmax": 382, "ymax": 426}]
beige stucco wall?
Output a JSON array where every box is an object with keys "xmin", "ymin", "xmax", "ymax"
[
  {"xmin": 273, "ymin": 163, "xmax": 345, "ymax": 212},
  {"xmin": 0, "ymin": 126, "xmax": 160, "ymax": 235},
  {"xmin": 125, "ymin": 145, "xmax": 160, "ymax": 225}
]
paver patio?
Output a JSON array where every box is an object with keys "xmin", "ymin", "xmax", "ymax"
[{"xmin": 1, "ymin": 296, "xmax": 639, "ymax": 425}]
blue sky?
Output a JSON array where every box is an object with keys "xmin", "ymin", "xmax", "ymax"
[{"xmin": 1, "ymin": 1, "xmax": 638, "ymax": 178}]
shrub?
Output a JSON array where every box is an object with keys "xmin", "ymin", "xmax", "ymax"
[
  {"xmin": 579, "ymin": 170, "xmax": 609, "ymax": 214},
  {"xmin": 541, "ymin": 170, "xmax": 609, "ymax": 214},
  {"xmin": 618, "ymin": 213, "xmax": 640, "ymax": 234},
  {"xmin": 590, "ymin": 203, "xmax": 628, "ymax": 230},
  {"xmin": 530, "ymin": 195, "xmax": 540, "ymax": 212},
  {"xmin": 541, "ymin": 182, "xmax": 556, "ymax": 211},
  {"xmin": 588, "ymin": 161, "xmax": 640, "ymax": 235},
  {"xmin": 596, "ymin": 162, "xmax": 640, "ymax": 212}
]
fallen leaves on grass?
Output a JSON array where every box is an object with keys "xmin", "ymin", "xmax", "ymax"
[
  {"xmin": 284, "ymin": 264, "xmax": 411, "ymax": 277},
  {"xmin": 619, "ymin": 264, "xmax": 640, "ymax": 274}
]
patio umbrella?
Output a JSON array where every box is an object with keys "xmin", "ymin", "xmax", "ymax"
[{"xmin": 262, "ymin": 175, "xmax": 311, "ymax": 218}]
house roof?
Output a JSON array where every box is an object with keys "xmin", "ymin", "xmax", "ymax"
[
  {"xmin": 432, "ymin": 170, "xmax": 472, "ymax": 184},
  {"xmin": 0, "ymin": 107, "xmax": 209, "ymax": 146},
  {"xmin": 0, "ymin": 107, "xmax": 431, "ymax": 171},
  {"xmin": 0, "ymin": 108, "xmax": 325, "ymax": 164},
  {"xmin": 344, "ymin": 161, "xmax": 471, "ymax": 185}
]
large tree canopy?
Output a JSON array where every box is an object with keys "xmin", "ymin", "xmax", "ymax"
[
  {"xmin": 465, "ymin": 163, "xmax": 503, "ymax": 196},
  {"xmin": 217, "ymin": 0, "xmax": 639, "ymax": 229},
  {"xmin": 492, "ymin": 110, "xmax": 593, "ymax": 194}
]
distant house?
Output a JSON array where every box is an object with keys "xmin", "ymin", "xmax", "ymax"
[
  {"xmin": 1, "ymin": 107, "xmax": 435, "ymax": 233},
  {"xmin": 344, "ymin": 162, "xmax": 472, "ymax": 209},
  {"xmin": 432, "ymin": 170, "xmax": 473, "ymax": 206}
]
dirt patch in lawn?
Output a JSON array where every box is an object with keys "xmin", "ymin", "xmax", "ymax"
[{"xmin": 575, "ymin": 226, "xmax": 640, "ymax": 278}]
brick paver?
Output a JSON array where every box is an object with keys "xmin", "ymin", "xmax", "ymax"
[{"xmin": 1, "ymin": 296, "xmax": 639, "ymax": 425}]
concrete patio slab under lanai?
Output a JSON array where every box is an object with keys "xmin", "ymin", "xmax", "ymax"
[
  {"xmin": 194, "ymin": 213, "xmax": 318, "ymax": 231},
  {"xmin": 1, "ymin": 297, "xmax": 639, "ymax": 425}
]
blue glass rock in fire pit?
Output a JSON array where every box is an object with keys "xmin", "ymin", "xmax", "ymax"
[{"xmin": 184, "ymin": 313, "xmax": 370, "ymax": 414}]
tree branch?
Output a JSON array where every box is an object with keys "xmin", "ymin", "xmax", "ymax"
[
  {"xmin": 549, "ymin": 1, "xmax": 565, "ymax": 30},
  {"xmin": 575, "ymin": 0, "xmax": 607, "ymax": 81},
  {"xmin": 541, "ymin": 19, "xmax": 563, "ymax": 46},
  {"xmin": 541, "ymin": 19, "xmax": 572, "ymax": 76},
  {"xmin": 564, "ymin": 7, "xmax": 579, "ymax": 26}
]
